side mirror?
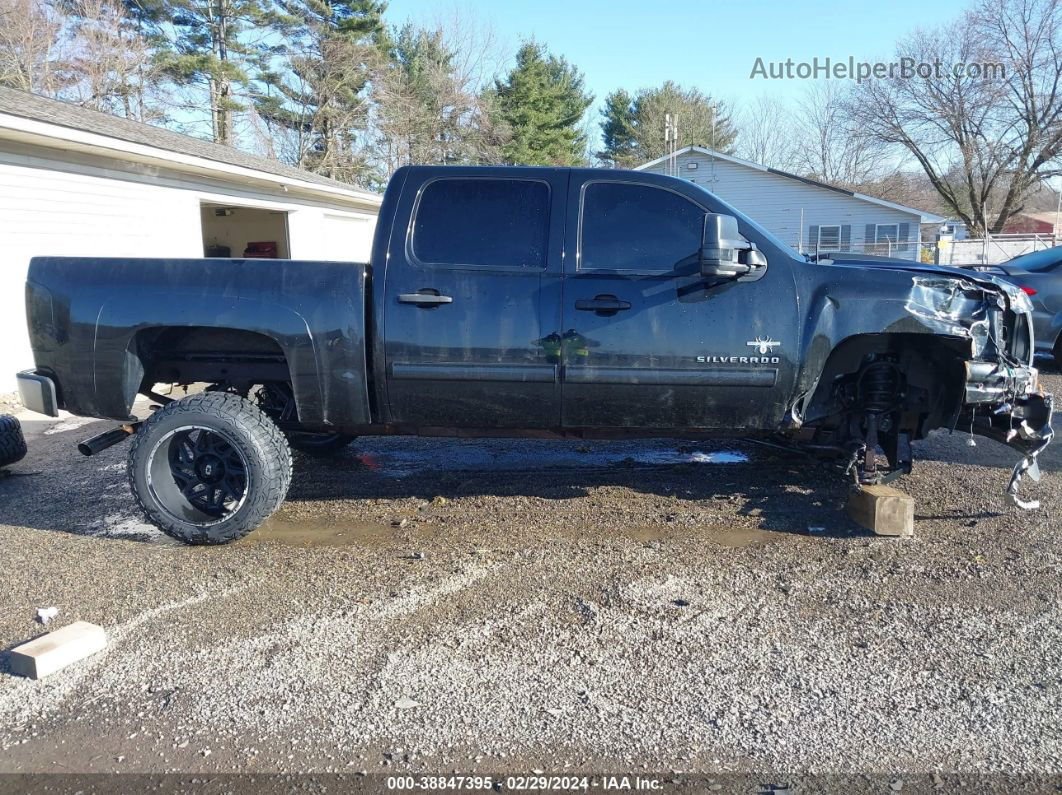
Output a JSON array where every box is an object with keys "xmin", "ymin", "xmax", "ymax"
[{"xmin": 700, "ymin": 213, "xmax": 765, "ymax": 278}]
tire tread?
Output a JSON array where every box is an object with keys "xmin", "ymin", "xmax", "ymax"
[
  {"xmin": 0, "ymin": 414, "xmax": 27, "ymax": 468},
  {"xmin": 128, "ymin": 392, "xmax": 291, "ymax": 544}
]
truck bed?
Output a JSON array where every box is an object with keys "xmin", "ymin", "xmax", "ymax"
[{"xmin": 24, "ymin": 256, "xmax": 372, "ymax": 429}]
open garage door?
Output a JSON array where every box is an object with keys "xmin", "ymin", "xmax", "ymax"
[{"xmin": 201, "ymin": 203, "xmax": 290, "ymax": 259}]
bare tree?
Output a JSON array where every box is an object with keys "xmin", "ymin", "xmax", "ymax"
[
  {"xmin": 0, "ymin": 0, "xmax": 64, "ymax": 95},
  {"xmin": 424, "ymin": 2, "xmax": 507, "ymax": 98},
  {"xmin": 734, "ymin": 94, "xmax": 798, "ymax": 169},
  {"xmin": 850, "ymin": 0, "xmax": 1062, "ymax": 234},
  {"xmin": 371, "ymin": 19, "xmax": 506, "ymax": 181},
  {"xmin": 793, "ymin": 81, "xmax": 889, "ymax": 186},
  {"xmin": 59, "ymin": 0, "xmax": 164, "ymax": 121}
]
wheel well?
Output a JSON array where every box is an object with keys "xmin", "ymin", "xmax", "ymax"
[
  {"xmin": 132, "ymin": 326, "xmax": 292, "ymax": 388},
  {"xmin": 802, "ymin": 333, "xmax": 969, "ymax": 432}
]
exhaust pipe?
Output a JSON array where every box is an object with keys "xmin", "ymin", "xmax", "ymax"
[{"xmin": 78, "ymin": 424, "xmax": 138, "ymax": 457}]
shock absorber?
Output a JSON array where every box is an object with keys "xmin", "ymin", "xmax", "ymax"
[
  {"xmin": 856, "ymin": 359, "xmax": 903, "ymax": 477},
  {"xmin": 858, "ymin": 360, "xmax": 902, "ymax": 414}
]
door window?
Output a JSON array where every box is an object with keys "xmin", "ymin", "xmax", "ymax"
[
  {"xmin": 411, "ymin": 178, "xmax": 550, "ymax": 269},
  {"xmin": 579, "ymin": 182, "xmax": 704, "ymax": 273}
]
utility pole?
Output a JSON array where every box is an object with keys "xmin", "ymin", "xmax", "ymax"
[
  {"xmin": 982, "ymin": 199, "xmax": 989, "ymax": 264},
  {"xmin": 1054, "ymin": 182, "xmax": 1061, "ymax": 245},
  {"xmin": 664, "ymin": 114, "xmax": 678, "ymax": 177}
]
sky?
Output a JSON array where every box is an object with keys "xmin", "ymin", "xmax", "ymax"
[{"xmin": 383, "ymin": 0, "xmax": 973, "ymax": 117}]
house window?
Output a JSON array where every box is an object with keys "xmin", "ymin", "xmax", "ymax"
[
  {"xmin": 818, "ymin": 225, "xmax": 841, "ymax": 251},
  {"xmin": 875, "ymin": 224, "xmax": 899, "ymax": 244}
]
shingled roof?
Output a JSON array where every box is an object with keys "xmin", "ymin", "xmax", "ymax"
[{"xmin": 0, "ymin": 86, "xmax": 377, "ymax": 200}]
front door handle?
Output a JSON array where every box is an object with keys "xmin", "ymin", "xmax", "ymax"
[
  {"xmin": 575, "ymin": 295, "xmax": 631, "ymax": 314},
  {"xmin": 398, "ymin": 292, "xmax": 453, "ymax": 306}
]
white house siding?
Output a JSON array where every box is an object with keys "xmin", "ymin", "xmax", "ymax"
[
  {"xmin": 640, "ymin": 151, "xmax": 923, "ymax": 259},
  {"xmin": 0, "ymin": 146, "xmax": 377, "ymax": 392}
]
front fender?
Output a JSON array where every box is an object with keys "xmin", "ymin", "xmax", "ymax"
[{"xmin": 792, "ymin": 278, "xmax": 977, "ymax": 421}]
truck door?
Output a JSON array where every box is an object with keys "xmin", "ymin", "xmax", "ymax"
[
  {"xmin": 560, "ymin": 173, "xmax": 800, "ymax": 430},
  {"xmin": 381, "ymin": 170, "xmax": 566, "ymax": 428}
]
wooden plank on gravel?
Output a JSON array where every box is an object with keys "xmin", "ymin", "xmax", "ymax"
[
  {"xmin": 847, "ymin": 484, "xmax": 915, "ymax": 537},
  {"xmin": 8, "ymin": 621, "xmax": 107, "ymax": 679}
]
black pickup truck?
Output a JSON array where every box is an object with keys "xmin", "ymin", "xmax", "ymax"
[{"xmin": 15, "ymin": 165, "xmax": 1054, "ymax": 544}]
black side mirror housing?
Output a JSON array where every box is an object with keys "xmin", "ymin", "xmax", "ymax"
[{"xmin": 700, "ymin": 213, "xmax": 765, "ymax": 278}]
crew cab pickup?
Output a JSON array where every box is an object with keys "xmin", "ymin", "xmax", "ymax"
[{"xmin": 15, "ymin": 165, "xmax": 1054, "ymax": 544}]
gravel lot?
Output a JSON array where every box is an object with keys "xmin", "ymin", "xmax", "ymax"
[{"xmin": 0, "ymin": 373, "xmax": 1060, "ymax": 785}]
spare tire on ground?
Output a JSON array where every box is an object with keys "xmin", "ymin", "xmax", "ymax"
[{"xmin": 0, "ymin": 415, "xmax": 27, "ymax": 468}]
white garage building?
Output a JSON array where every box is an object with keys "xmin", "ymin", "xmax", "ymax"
[{"xmin": 0, "ymin": 87, "xmax": 381, "ymax": 392}]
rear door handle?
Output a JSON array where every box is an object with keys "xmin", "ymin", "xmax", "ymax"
[
  {"xmin": 398, "ymin": 292, "xmax": 453, "ymax": 306},
  {"xmin": 575, "ymin": 296, "xmax": 631, "ymax": 313}
]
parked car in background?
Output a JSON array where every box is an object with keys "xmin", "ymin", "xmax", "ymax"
[{"xmin": 967, "ymin": 246, "xmax": 1062, "ymax": 364}]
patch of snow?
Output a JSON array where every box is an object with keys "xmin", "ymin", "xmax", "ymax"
[
  {"xmin": 36, "ymin": 607, "xmax": 59, "ymax": 625},
  {"xmin": 42, "ymin": 417, "xmax": 98, "ymax": 436},
  {"xmin": 96, "ymin": 513, "xmax": 170, "ymax": 543}
]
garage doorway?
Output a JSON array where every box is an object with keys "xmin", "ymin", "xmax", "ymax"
[{"xmin": 200, "ymin": 203, "xmax": 290, "ymax": 259}]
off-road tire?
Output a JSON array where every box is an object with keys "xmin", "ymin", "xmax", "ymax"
[
  {"xmin": 1054, "ymin": 335, "xmax": 1062, "ymax": 372},
  {"xmin": 287, "ymin": 432, "xmax": 356, "ymax": 456},
  {"xmin": 0, "ymin": 415, "xmax": 27, "ymax": 468},
  {"xmin": 128, "ymin": 392, "xmax": 291, "ymax": 545}
]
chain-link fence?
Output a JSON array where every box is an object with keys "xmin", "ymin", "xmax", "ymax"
[
  {"xmin": 936, "ymin": 234, "xmax": 1058, "ymax": 266},
  {"xmin": 788, "ymin": 233, "xmax": 1058, "ymax": 265},
  {"xmin": 789, "ymin": 237, "xmax": 926, "ymax": 261}
]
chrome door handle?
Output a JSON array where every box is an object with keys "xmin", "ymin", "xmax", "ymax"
[{"xmin": 398, "ymin": 293, "xmax": 453, "ymax": 306}]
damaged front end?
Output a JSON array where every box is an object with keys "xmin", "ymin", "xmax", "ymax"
[
  {"xmin": 962, "ymin": 361, "xmax": 1054, "ymax": 509},
  {"xmin": 911, "ymin": 274, "xmax": 1053, "ymax": 509},
  {"xmin": 800, "ymin": 269, "xmax": 1053, "ymax": 509}
]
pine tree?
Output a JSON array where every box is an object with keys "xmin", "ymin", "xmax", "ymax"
[
  {"xmin": 598, "ymin": 88, "xmax": 637, "ymax": 167},
  {"xmin": 255, "ymin": 0, "xmax": 386, "ymax": 182},
  {"xmin": 492, "ymin": 41, "xmax": 592, "ymax": 167},
  {"xmin": 598, "ymin": 81, "xmax": 736, "ymax": 167},
  {"xmin": 165, "ymin": 0, "xmax": 271, "ymax": 145}
]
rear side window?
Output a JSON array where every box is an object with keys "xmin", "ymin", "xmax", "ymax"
[
  {"xmin": 411, "ymin": 178, "xmax": 550, "ymax": 269},
  {"xmin": 580, "ymin": 182, "xmax": 704, "ymax": 272}
]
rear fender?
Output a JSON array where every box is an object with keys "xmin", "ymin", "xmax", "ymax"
[{"xmin": 92, "ymin": 292, "xmax": 339, "ymax": 424}]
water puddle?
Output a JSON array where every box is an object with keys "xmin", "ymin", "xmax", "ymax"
[
  {"xmin": 628, "ymin": 450, "xmax": 749, "ymax": 466},
  {"xmin": 243, "ymin": 515, "xmax": 395, "ymax": 547},
  {"xmin": 350, "ymin": 439, "xmax": 750, "ymax": 478},
  {"xmin": 626, "ymin": 523, "xmax": 778, "ymax": 548},
  {"xmin": 703, "ymin": 525, "xmax": 779, "ymax": 548}
]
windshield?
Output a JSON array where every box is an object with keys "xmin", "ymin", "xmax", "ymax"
[
  {"xmin": 1007, "ymin": 246, "xmax": 1062, "ymax": 272},
  {"xmin": 687, "ymin": 181, "xmax": 796, "ymax": 256}
]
